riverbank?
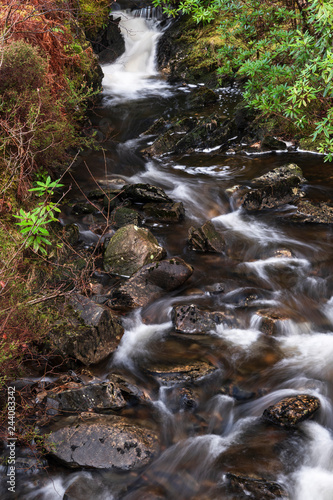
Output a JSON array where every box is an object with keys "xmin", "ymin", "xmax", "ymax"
[{"xmin": 0, "ymin": 0, "xmax": 112, "ymax": 443}]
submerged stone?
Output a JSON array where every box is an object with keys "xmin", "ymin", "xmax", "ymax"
[
  {"xmin": 262, "ymin": 394, "xmax": 320, "ymax": 427},
  {"xmin": 188, "ymin": 220, "xmax": 225, "ymax": 253},
  {"xmin": 172, "ymin": 304, "xmax": 237, "ymax": 334},
  {"xmin": 226, "ymin": 473, "xmax": 288, "ymax": 499},
  {"xmin": 103, "ymin": 224, "xmax": 166, "ymax": 276},
  {"xmin": 144, "ymin": 360, "xmax": 217, "ymax": 385},
  {"xmin": 44, "ymin": 414, "xmax": 160, "ymax": 470},
  {"xmin": 109, "ymin": 257, "xmax": 193, "ymax": 309}
]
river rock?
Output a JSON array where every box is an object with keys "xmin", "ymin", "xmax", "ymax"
[
  {"xmin": 188, "ymin": 220, "xmax": 225, "ymax": 253},
  {"xmin": 145, "ymin": 114, "xmax": 236, "ymax": 156},
  {"xmin": 255, "ymin": 310, "xmax": 290, "ymax": 336},
  {"xmin": 225, "ymin": 473, "xmax": 288, "ymax": 499},
  {"xmin": 49, "ymin": 294, "xmax": 124, "ymax": 366},
  {"xmin": 111, "ymin": 206, "xmax": 141, "ymax": 228},
  {"xmin": 144, "ymin": 360, "xmax": 217, "ymax": 385},
  {"xmin": 46, "ymin": 380, "xmax": 126, "ymax": 415},
  {"xmin": 229, "ymin": 164, "xmax": 306, "ymax": 211},
  {"xmin": 103, "ymin": 224, "xmax": 166, "ymax": 276},
  {"xmin": 172, "ymin": 304, "xmax": 237, "ymax": 334},
  {"xmin": 63, "ymin": 476, "xmax": 107, "ymax": 500},
  {"xmin": 108, "ymin": 257, "xmax": 193, "ymax": 309},
  {"xmin": 143, "ymin": 202, "xmax": 185, "ymax": 222},
  {"xmin": 262, "ymin": 394, "xmax": 320, "ymax": 427},
  {"xmin": 285, "ymin": 200, "xmax": 333, "ymax": 224},
  {"xmin": 123, "ymin": 183, "xmax": 172, "ymax": 203},
  {"xmin": 44, "ymin": 414, "xmax": 160, "ymax": 470}
]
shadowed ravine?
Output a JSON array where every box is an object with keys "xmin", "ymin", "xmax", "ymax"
[{"xmin": 8, "ymin": 7, "xmax": 333, "ymax": 500}]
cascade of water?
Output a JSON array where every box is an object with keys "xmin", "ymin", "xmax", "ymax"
[{"xmin": 102, "ymin": 10, "xmax": 170, "ymax": 102}]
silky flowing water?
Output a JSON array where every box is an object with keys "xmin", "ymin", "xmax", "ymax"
[{"xmin": 6, "ymin": 8, "xmax": 333, "ymax": 500}]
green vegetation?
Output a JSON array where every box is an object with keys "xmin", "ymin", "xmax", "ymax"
[
  {"xmin": 14, "ymin": 177, "xmax": 64, "ymax": 255},
  {"xmin": 154, "ymin": 0, "xmax": 333, "ymax": 160}
]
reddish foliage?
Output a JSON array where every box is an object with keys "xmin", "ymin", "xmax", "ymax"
[{"xmin": 0, "ymin": 0, "xmax": 82, "ymax": 93}]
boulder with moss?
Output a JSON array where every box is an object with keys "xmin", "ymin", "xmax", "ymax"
[
  {"xmin": 48, "ymin": 294, "xmax": 124, "ymax": 366},
  {"xmin": 103, "ymin": 224, "xmax": 166, "ymax": 276}
]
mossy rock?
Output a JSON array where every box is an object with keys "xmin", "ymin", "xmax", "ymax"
[{"xmin": 103, "ymin": 224, "xmax": 166, "ymax": 276}]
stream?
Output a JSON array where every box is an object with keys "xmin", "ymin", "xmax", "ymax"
[{"xmin": 4, "ymin": 6, "xmax": 333, "ymax": 500}]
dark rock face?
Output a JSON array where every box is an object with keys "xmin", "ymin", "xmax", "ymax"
[
  {"xmin": 92, "ymin": 15, "xmax": 125, "ymax": 64},
  {"xmin": 172, "ymin": 304, "xmax": 237, "ymax": 334},
  {"xmin": 123, "ymin": 183, "xmax": 172, "ymax": 204},
  {"xmin": 44, "ymin": 415, "xmax": 160, "ymax": 470},
  {"xmin": 187, "ymin": 86, "xmax": 218, "ymax": 106},
  {"xmin": 109, "ymin": 257, "xmax": 193, "ymax": 309},
  {"xmin": 262, "ymin": 395, "xmax": 320, "ymax": 427},
  {"xmin": 229, "ymin": 164, "xmax": 306, "ymax": 211},
  {"xmin": 103, "ymin": 224, "xmax": 166, "ymax": 276},
  {"xmin": 285, "ymin": 200, "xmax": 333, "ymax": 224},
  {"xmin": 226, "ymin": 473, "xmax": 288, "ymax": 499},
  {"xmin": 143, "ymin": 202, "xmax": 185, "ymax": 222},
  {"xmin": 188, "ymin": 221, "xmax": 225, "ymax": 253},
  {"xmin": 46, "ymin": 381, "xmax": 126, "ymax": 414},
  {"xmin": 50, "ymin": 294, "xmax": 124, "ymax": 366}
]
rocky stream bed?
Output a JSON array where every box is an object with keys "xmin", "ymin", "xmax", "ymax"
[{"xmin": 2, "ymin": 5, "xmax": 333, "ymax": 500}]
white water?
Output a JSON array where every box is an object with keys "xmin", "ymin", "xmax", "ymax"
[{"xmin": 102, "ymin": 11, "xmax": 171, "ymax": 102}]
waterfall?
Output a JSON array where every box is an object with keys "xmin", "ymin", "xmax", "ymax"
[{"xmin": 101, "ymin": 9, "xmax": 170, "ymax": 103}]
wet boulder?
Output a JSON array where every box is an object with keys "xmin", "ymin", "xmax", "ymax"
[
  {"xmin": 225, "ymin": 473, "xmax": 288, "ymax": 499},
  {"xmin": 255, "ymin": 310, "xmax": 291, "ymax": 336},
  {"xmin": 262, "ymin": 394, "xmax": 320, "ymax": 427},
  {"xmin": 172, "ymin": 304, "xmax": 237, "ymax": 334},
  {"xmin": 123, "ymin": 183, "xmax": 172, "ymax": 203},
  {"xmin": 143, "ymin": 202, "xmax": 185, "ymax": 222},
  {"xmin": 108, "ymin": 257, "xmax": 193, "ymax": 309},
  {"xmin": 188, "ymin": 220, "xmax": 225, "ymax": 253},
  {"xmin": 44, "ymin": 414, "xmax": 160, "ymax": 470},
  {"xmin": 103, "ymin": 224, "xmax": 166, "ymax": 276},
  {"xmin": 144, "ymin": 360, "xmax": 217, "ymax": 385},
  {"xmin": 229, "ymin": 164, "xmax": 307, "ymax": 211},
  {"xmin": 49, "ymin": 294, "xmax": 124, "ymax": 366},
  {"xmin": 283, "ymin": 200, "xmax": 333, "ymax": 224},
  {"xmin": 46, "ymin": 380, "xmax": 126, "ymax": 415}
]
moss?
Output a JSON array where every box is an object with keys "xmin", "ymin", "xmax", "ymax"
[{"xmin": 159, "ymin": 14, "xmax": 225, "ymax": 87}]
